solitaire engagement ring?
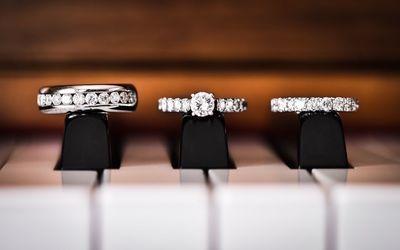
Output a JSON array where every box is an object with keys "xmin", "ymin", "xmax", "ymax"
[
  {"xmin": 158, "ymin": 92, "xmax": 247, "ymax": 117},
  {"xmin": 37, "ymin": 84, "xmax": 137, "ymax": 114}
]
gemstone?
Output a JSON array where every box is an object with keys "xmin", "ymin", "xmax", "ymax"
[
  {"xmin": 190, "ymin": 92, "xmax": 215, "ymax": 117},
  {"xmin": 181, "ymin": 98, "xmax": 190, "ymax": 112},
  {"xmin": 159, "ymin": 98, "xmax": 167, "ymax": 111},
  {"xmin": 73, "ymin": 93, "xmax": 85, "ymax": 105},
  {"xmin": 233, "ymin": 99, "xmax": 241, "ymax": 111},
  {"xmin": 110, "ymin": 92, "xmax": 120, "ymax": 104},
  {"xmin": 52, "ymin": 93, "xmax": 62, "ymax": 106},
  {"xmin": 128, "ymin": 92, "xmax": 137, "ymax": 104},
  {"xmin": 174, "ymin": 99, "xmax": 182, "ymax": 111},
  {"xmin": 98, "ymin": 92, "xmax": 109, "ymax": 105},
  {"xmin": 305, "ymin": 98, "xmax": 315, "ymax": 111},
  {"xmin": 37, "ymin": 94, "xmax": 46, "ymax": 107},
  {"xmin": 294, "ymin": 98, "xmax": 306, "ymax": 111},
  {"xmin": 321, "ymin": 97, "xmax": 333, "ymax": 111},
  {"xmin": 120, "ymin": 92, "xmax": 129, "ymax": 104},
  {"xmin": 225, "ymin": 99, "xmax": 234, "ymax": 112},
  {"xmin": 333, "ymin": 97, "xmax": 344, "ymax": 111},
  {"xmin": 61, "ymin": 94, "xmax": 72, "ymax": 105},
  {"xmin": 287, "ymin": 98, "xmax": 295, "ymax": 111},
  {"xmin": 45, "ymin": 94, "xmax": 52, "ymax": 106},
  {"xmin": 277, "ymin": 98, "xmax": 286, "ymax": 112},
  {"xmin": 85, "ymin": 93, "xmax": 98, "ymax": 105},
  {"xmin": 217, "ymin": 99, "xmax": 226, "ymax": 112},
  {"xmin": 167, "ymin": 98, "xmax": 174, "ymax": 112}
]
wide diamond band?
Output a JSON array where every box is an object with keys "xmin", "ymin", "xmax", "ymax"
[
  {"xmin": 271, "ymin": 97, "xmax": 359, "ymax": 113},
  {"xmin": 158, "ymin": 92, "xmax": 247, "ymax": 117},
  {"xmin": 38, "ymin": 84, "xmax": 137, "ymax": 114}
]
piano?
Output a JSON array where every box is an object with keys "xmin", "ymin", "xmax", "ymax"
[{"xmin": 0, "ymin": 1, "xmax": 399, "ymax": 249}]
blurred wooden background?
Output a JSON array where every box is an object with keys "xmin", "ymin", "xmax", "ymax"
[{"xmin": 0, "ymin": 0, "xmax": 399, "ymax": 133}]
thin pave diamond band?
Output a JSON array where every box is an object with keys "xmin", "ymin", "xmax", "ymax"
[
  {"xmin": 158, "ymin": 92, "xmax": 247, "ymax": 117},
  {"xmin": 271, "ymin": 97, "xmax": 359, "ymax": 113},
  {"xmin": 38, "ymin": 84, "xmax": 137, "ymax": 114}
]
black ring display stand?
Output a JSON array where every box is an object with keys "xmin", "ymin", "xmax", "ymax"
[
  {"xmin": 298, "ymin": 111, "xmax": 349, "ymax": 169},
  {"xmin": 179, "ymin": 113, "xmax": 230, "ymax": 169},
  {"xmin": 59, "ymin": 111, "xmax": 112, "ymax": 171}
]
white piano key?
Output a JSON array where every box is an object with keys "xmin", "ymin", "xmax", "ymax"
[
  {"xmin": 313, "ymin": 164, "xmax": 400, "ymax": 186},
  {"xmin": 214, "ymin": 185, "xmax": 325, "ymax": 250},
  {"xmin": 313, "ymin": 136, "xmax": 400, "ymax": 186},
  {"xmin": 0, "ymin": 188, "xmax": 90, "ymax": 250},
  {"xmin": 0, "ymin": 137, "xmax": 15, "ymax": 170},
  {"xmin": 7, "ymin": 136, "xmax": 62, "ymax": 167},
  {"xmin": 346, "ymin": 136, "xmax": 398, "ymax": 167},
  {"xmin": 104, "ymin": 137, "xmax": 206, "ymax": 184},
  {"xmin": 0, "ymin": 137, "xmax": 98, "ymax": 187},
  {"xmin": 209, "ymin": 137, "xmax": 314, "ymax": 184},
  {"xmin": 349, "ymin": 135, "xmax": 400, "ymax": 163},
  {"xmin": 97, "ymin": 186, "xmax": 208, "ymax": 250},
  {"xmin": 332, "ymin": 185, "xmax": 400, "ymax": 250}
]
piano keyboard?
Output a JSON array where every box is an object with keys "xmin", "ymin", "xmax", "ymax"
[{"xmin": 0, "ymin": 135, "xmax": 399, "ymax": 250}]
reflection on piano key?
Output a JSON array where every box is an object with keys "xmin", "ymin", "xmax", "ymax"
[
  {"xmin": 209, "ymin": 137, "xmax": 314, "ymax": 184},
  {"xmin": 214, "ymin": 185, "xmax": 325, "ymax": 250},
  {"xmin": 97, "ymin": 186, "xmax": 208, "ymax": 250},
  {"xmin": 0, "ymin": 188, "xmax": 90, "ymax": 250},
  {"xmin": 332, "ymin": 185, "xmax": 400, "ymax": 250},
  {"xmin": 103, "ymin": 137, "xmax": 206, "ymax": 184}
]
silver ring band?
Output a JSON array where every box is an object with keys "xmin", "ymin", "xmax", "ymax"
[
  {"xmin": 38, "ymin": 84, "xmax": 137, "ymax": 114},
  {"xmin": 271, "ymin": 97, "xmax": 359, "ymax": 113},
  {"xmin": 158, "ymin": 92, "xmax": 247, "ymax": 117}
]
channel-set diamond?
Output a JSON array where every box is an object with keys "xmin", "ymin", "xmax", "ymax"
[{"xmin": 37, "ymin": 91, "xmax": 136, "ymax": 108}]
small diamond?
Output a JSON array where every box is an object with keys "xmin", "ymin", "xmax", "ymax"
[
  {"xmin": 167, "ymin": 98, "xmax": 174, "ymax": 112},
  {"xmin": 174, "ymin": 99, "xmax": 182, "ymax": 111},
  {"xmin": 61, "ymin": 94, "xmax": 72, "ymax": 105},
  {"xmin": 128, "ymin": 92, "xmax": 137, "ymax": 104},
  {"xmin": 110, "ymin": 92, "xmax": 120, "ymax": 104},
  {"xmin": 217, "ymin": 99, "xmax": 226, "ymax": 112},
  {"xmin": 277, "ymin": 98, "xmax": 286, "ymax": 112},
  {"xmin": 190, "ymin": 92, "xmax": 215, "ymax": 117},
  {"xmin": 52, "ymin": 93, "xmax": 62, "ymax": 106},
  {"xmin": 73, "ymin": 93, "xmax": 85, "ymax": 105},
  {"xmin": 321, "ymin": 97, "xmax": 333, "ymax": 111},
  {"xmin": 225, "ymin": 99, "xmax": 234, "ymax": 112},
  {"xmin": 45, "ymin": 94, "xmax": 52, "ymax": 106},
  {"xmin": 120, "ymin": 92, "xmax": 129, "ymax": 104},
  {"xmin": 294, "ymin": 98, "xmax": 306, "ymax": 112},
  {"xmin": 85, "ymin": 93, "xmax": 98, "ymax": 105},
  {"xmin": 98, "ymin": 92, "xmax": 109, "ymax": 105},
  {"xmin": 287, "ymin": 98, "xmax": 295, "ymax": 111},
  {"xmin": 233, "ymin": 99, "xmax": 241, "ymax": 111},
  {"xmin": 158, "ymin": 98, "xmax": 167, "ymax": 111},
  {"xmin": 181, "ymin": 98, "xmax": 190, "ymax": 112},
  {"xmin": 37, "ymin": 94, "xmax": 46, "ymax": 107},
  {"xmin": 333, "ymin": 97, "xmax": 344, "ymax": 111}
]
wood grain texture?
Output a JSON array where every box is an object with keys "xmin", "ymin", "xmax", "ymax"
[
  {"xmin": 0, "ymin": 69, "xmax": 399, "ymax": 132},
  {"xmin": 0, "ymin": 0, "xmax": 399, "ymax": 63}
]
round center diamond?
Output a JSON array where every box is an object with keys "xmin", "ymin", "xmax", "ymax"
[{"xmin": 190, "ymin": 92, "xmax": 215, "ymax": 117}]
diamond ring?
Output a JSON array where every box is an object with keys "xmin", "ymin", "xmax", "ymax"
[
  {"xmin": 271, "ymin": 97, "xmax": 359, "ymax": 113},
  {"xmin": 37, "ymin": 84, "xmax": 137, "ymax": 114},
  {"xmin": 158, "ymin": 92, "xmax": 247, "ymax": 117}
]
